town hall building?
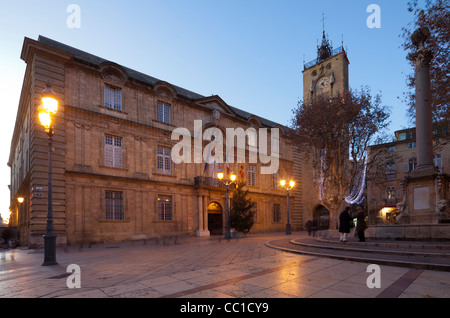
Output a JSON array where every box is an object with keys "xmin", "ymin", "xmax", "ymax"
[{"xmin": 8, "ymin": 32, "xmax": 349, "ymax": 247}]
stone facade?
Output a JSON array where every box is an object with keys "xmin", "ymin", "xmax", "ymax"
[
  {"xmin": 9, "ymin": 36, "xmax": 307, "ymax": 247},
  {"xmin": 367, "ymin": 128, "xmax": 450, "ymax": 224}
]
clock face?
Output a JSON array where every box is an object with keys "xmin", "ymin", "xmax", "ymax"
[{"xmin": 316, "ymin": 77, "xmax": 329, "ymax": 91}]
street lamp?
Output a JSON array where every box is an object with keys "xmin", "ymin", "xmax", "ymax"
[
  {"xmin": 280, "ymin": 179, "xmax": 295, "ymax": 235},
  {"xmin": 38, "ymin": 82, "xmax": 58, "ymax": 266},
  {"xmin": 217, "ymin": 170, "xmax": 236, "ymax": 240}
]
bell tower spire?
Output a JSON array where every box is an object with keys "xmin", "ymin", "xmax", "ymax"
[
  {"xmin": 317, "ymin": 15, "xmax": 332, "ymax": 62},
  {"xmin": 302, "ymin": 17, "xmax": 350, "ymax": 103}
]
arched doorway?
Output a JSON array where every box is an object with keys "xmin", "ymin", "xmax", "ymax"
[
  {"xmin": 313, "ymin": 205, "xmax": 330, "ymax": 230},
  {"xmin": 207, "ymin": 202, "xmax": 223, "ymax": 235}
]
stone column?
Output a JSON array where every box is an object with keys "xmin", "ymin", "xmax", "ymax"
[
  {"xmin": 196, "ymin": 193, "xmax": 210, "ymax": 236},
  {"xmin": 203, "ymin": 195, "xmax": 209, "ymax": 233},
  {"xmin": 411, "ymin": 27, "xmax": 435, "ymax": 173},
  {"xmin": 197, "ymin": 195, "xmax": 203, "ymax": 235}
]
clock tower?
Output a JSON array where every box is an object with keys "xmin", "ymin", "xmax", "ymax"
[{"xmin": 302, "ymin": 30, "xmax": 349, "ymax": 103}]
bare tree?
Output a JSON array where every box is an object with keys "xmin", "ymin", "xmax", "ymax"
[
  {"xmin": 401, "ymin": 0, "xmax": 450, "ymax": 126},
  {"xmin": 291, "ymin": 88, "xmax": 390, "ymax": 225}
]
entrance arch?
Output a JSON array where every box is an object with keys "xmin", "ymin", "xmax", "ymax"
[
  {"xmin": 313, "ymin": 205, "xmax": 330, "ymax": 230},
  {"xmin": 207, "ymin": 202, "xmax": 223, "ymax": 235}
]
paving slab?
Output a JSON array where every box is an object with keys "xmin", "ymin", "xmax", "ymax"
[{"xmin": 0, "ymin": 232, "xmax": 449, "ymax": 303}]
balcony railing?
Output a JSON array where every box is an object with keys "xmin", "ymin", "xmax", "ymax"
[
  {"xmin": 303, "ymin": 46, "xmax": 346, "ymax": 70},
  {"xmin": 384, "ymin": 198, "xmax": 398, "ymax": 206},
  {"xmin": 194, "ymin": 176, "xmax": 225, "ymax": 188}
]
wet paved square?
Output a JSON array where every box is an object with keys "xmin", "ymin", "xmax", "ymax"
[{"xmin": 1, "ymin": 232, "xmax": 449, "ymax": 300}]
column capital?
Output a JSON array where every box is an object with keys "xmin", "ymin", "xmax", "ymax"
[{"xmin": 412, "ymin": 47, "xmax": 433, "ymax": 69}]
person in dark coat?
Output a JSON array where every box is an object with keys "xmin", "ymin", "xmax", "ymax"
[
  {"xmin": 339, "ymin": 206, "xmax": 351, "ymax": 242},
  {"xmin": 356, "ymin": 206, "xmax": 367, "ymax": 242}
]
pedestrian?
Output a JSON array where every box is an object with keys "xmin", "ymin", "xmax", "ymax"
[
  {"xmin": 356, "ymin": 206, "xmax": 367, "ymax": 242},
  {"xmin": 311, "ymin": 219, "xmax": 318, "ymax": 237},
  {"xmin": 339, "ymin": 206, "xmax": 351, "ymax": 242},
  {"xmin": 305, "ymin": 220, "xmax": 313, "ymax": 236}
]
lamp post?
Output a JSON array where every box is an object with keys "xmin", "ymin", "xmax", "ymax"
[
  {"xmin": 39, "ymin": 82, "xmax": 58, "ymax": 266},
  {"xmin": 280, "ymin": 179, "xmax": 295, "ymax": 235},
  {"xmin": 217, "ymin": 170, "xmax": 236, "ymax": 240}
]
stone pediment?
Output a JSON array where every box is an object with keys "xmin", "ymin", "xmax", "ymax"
[
  {"xmin": 99, "ymin": 62, "xmax": 127, "ymax": 86},
  {"xmin": 195, "ymin": 95, "xmax": 234, "ymax": 116}
]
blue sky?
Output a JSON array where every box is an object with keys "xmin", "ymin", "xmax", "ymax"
[{"xmin": 0, "ymin": 0, "xmax": 418, "ymax": 219}]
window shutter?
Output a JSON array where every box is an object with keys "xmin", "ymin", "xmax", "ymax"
[
  {"xmin": 403, "ymin": 163, "xmax": 410, "ymax": 172},
  {"xmin": 114, "ymin": 146, "xmax": 122, "ymax": 168},
  {"xmin": 164, "ymin": 103, "xmax": 171, "ymax": 123},
  {"xmin": 157, "ymin": 102, "xmax": 163, "ymax": 122},
  {"xmin": 105, "ymin": 144, "xmax": 113, "ymax": 167}
]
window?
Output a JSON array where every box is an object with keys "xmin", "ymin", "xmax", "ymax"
[
  {"xmin": 385, "ymin": 161, "xmax": 396, "ymax": 180},
  {"xmin": 386, "ymin": 186, "xmax": 396, "ymax": 205},
  {"xmin": 252, "ymin": 202, "xmax": 257, "ymax": 223},
  {"xmin": 105, "ymin": 135, "xmax": 122, "ymax": 168},
  {"xmin": 434, "ymin": 154, "xmax": 442, "ymax": 171},
  {"xmin": 408, "ymin": 142, "xmax": 416, "ymax": 148},
  {"xmin": 399, "ymin": 131, "xmax": 415, "ymax": 141},
  {"xmin": 273, "ymin": 204, "xmax": 281, "ymax": 222},
  {"xmin": 248, "ymin": 165, "xmax": 256, "ymax": 186},
  {"xmin": 403, "ymin": 158, "xmax": 417, "ymax": 172},
  {"xmin": 157, "ymin": 146, "xmax": 171, "ymax": 174},
  {"xmin": 247, "ymin": 130, "xmax": 257, "ymax": 148},
  {"xmin": 158, "ymin": 195, "xmax": 172, "ymax": 221},
  {"xmin": 157, "ymin": 101, "xmax": 171, "ymax": 124},
  {"xmin": 273, "ymin": 173, "xmax": 279, "ymax": 190},
  {"xmin": 387, "ymin": 186, "xmax": 396, "ymax": 200},
  {"xmin": 386, "ymin": 146, "xmax": 395, "ymax": 152},
  {"xmin": 104, "ymin": 85, "xmax": 122, "ymax": 111},
  {"xmin": 105, "ymin": 191, "xmax": 124, "ymax": 220}
]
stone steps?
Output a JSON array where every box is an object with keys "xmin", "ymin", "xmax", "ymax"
[{"xmin": 265, "ymin": 235, "xmax": 450, "ymax": 272}]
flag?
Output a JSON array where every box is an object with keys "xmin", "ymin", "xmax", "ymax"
[{"xmin": 239, "ymin": 163, "xmax": 245, "ymax": 180}]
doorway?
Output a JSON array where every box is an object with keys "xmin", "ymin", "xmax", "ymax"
[
  {"xmin": 313, "ymin": 205, "xmax": 330, "ymax": 230},
  {"xmin": 207, "ymin": 202, "xmax": 223, "ymax": 235}
]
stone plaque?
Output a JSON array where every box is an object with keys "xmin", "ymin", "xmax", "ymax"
[{"xmin": 413, "ymin": 187, "xmax": 430, "ymax": 210}]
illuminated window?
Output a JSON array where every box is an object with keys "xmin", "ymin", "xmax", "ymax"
[{"xmin": 158, "ymin": 195, "xmax": 172, "ymax": 221}]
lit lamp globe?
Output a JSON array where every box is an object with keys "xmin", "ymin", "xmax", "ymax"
[
  {"xmin": 39, "ymin": 112, "xmax": 51, "ymax": 131},
  {"xmin": 230, "ymin": 172, "xmax": 236, "ymax": 182},
  {"xmin": 289, "ymin": 180, "xmax": 295, "ymax": 188},
  {"xmin": 41, "ymin": 83, "xmax": 58, "ymax": 114},
  {"xmin": 217, "ymin": 171, "xmax": 224, "ymax": 181},
  {"xmin": 280, "ymin": 180, "xmax": 286, "ymax": 187}
]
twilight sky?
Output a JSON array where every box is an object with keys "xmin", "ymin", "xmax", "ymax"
[{"xmin": 0, "ymin": 0, "xmax": 419, "ymax": 219}]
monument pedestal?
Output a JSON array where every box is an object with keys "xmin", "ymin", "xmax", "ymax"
[
  {"xmin": 407, "ymin": 167, "xmax": 437, "ymax": 224},
  {"xmin": 403, "ymin": 168, "xmax": 449, "ymax": 225}
]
